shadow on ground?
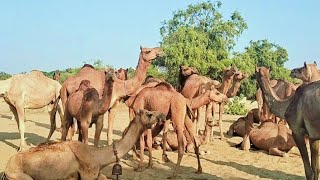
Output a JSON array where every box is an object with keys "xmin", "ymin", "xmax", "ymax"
[{"xmin": 0, "ymin": 132, "xmax": 47, "ymax": 150}]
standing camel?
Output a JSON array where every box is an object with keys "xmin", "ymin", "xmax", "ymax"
[
  {"xmin": 256, "ymin": 66, "xmax": 320, "ymax": 180},
  {"xmin": 59, "ymin": 46, "xmax": 163, "ymax": 144},
  {"xmin": 0, "ymin": 70, "xmax": 62, "ymax": 151},
  {"xmin": 3, "ymin": 109, "xmax": 166, "ymax": 180},
  {"xmin": 290, "ymin": 61, "xmax": 320, "ymax": 84}
]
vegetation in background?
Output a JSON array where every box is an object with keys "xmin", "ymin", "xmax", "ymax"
[
  {"xmin": 0, "ymin": 72, "xmax": 11, "ymax": 80},
  {"xmin": 225, "ymin": 95, "xmax": 248, "ymax": 115}
]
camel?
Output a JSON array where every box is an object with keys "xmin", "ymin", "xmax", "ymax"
[
  {"xmin": 290, "ymin": 61, "xmax": 320, "ymax": 84},
  {"xmin": 241, "ymin": 110, "xmax": 295, "ymax": 157},
  {"xmin": 125, "ymin": 82, "xmax": 228, "ymax": 178},
  {"xmin": 3, "ymin": 109, "xmax": 166, "ymax": 180},
  {"xmin": 53, "ymin": 71, "xmax": 60, "ymax": 82},
  {"xmin": 227, "ymin": 108, "xmax": 262, "ymax": 137},
  {"xmin": 59, "ymin": 46, "xmax": 163, "ymax": 144},
  {"xmin": 256, "ymin": 66, "xmax": 320, "ymax": 180},
  {"xmin": 256, "ymin": 79, "xmax": 297, "ymax": 121},
  {"xmin": 0, "ymin": 70, "xmax": 63, "ymax": 151},
  {"xmin": 107, "ymin": 68, "xmax": 128, "ymax": 145},
  {"xmin": 61, "ymin": 71, "xmax": 114, "ymax": 146}
]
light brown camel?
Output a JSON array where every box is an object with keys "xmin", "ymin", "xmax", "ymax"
[
  {"xmin": 59, "ymin": 46, "xmax": 163, "ymax": 143},
  {"xmin": 107, "ymin": 68, "xmax": 128, "ymax": 145},
  {"xmin": 256, "ymin": 79, "xmax": 297, "ymax": 121},
  {"xmin": 227, "ymin": 108, "xmax": 262, "ymax": 137},
  {"xmin": 0, "ymin": 70, "xmax": 63, "ymax": 151},
  {"xmin": 125, "ymin": 82, "xmax": 201, "ymax": 179},
  {"xmin": 290, "ymin": 61, "xmax": 320, "ymax": 84},
  {"xmin": 256, "ymin": 66, "xmax": 320, "ymax": 180},
  {"xmin": 3, "ymin": 109, "xmax": 166, "ymax": 180},
  {"xmin": 61, "ymin": 72, "xmax": 114, "ymax": 146},
  {"xmin": 241, "ymin": 110, "xmax": 295, "ymax": 157}
]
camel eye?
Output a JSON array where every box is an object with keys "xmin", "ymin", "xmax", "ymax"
[{"xmin": 215, "ymin": 92, "xmax": 220, "ymax": 95}]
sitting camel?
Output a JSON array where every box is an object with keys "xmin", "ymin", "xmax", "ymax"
[
  {"xmin": 0, "ymin": 70, "xmax": 63, "ymax": 151},
  {"xmin": 3, "ymin": 109, "xmax": 166, "ymax": 180},
  {"xmin": 241, "ymin": 110, "xmax": 295, "ymax": 157},
  {"xmin": 290, "ymin": 61, "xmax": 320, "ymax": 84},
  {"xmin": 256, "ymin": 66, "xmax": 320, "ymax": 180},
  {"xmin": 227, "ymin": 108, "xmax": 262, "ymax": 137},
  {"xmin": 61, "ymin": 71, "xmax": 114, "ymax": 146}
]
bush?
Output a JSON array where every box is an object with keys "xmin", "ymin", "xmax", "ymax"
[{"xmin": 225, "ymin": 95, "xmax": 248, "ymax": 115}]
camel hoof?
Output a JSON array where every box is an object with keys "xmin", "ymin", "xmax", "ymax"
[
  {"xmin": 196, "ymin": 169, "xmax": 203, "ymax": 174},
  {"xmin": 134, "ymin": 166, "xmax": 144, "ymax": 172},
  {"xmin": 162, "ymin": 154, "xmax": 170, "ymax": 162},
  {"xmin": 147, "ymin": 163, "xmax": 153, "ymax": 169},
  {"xmin": 220, "ymin": 136, "xmax": 226, "ymax": 141}
]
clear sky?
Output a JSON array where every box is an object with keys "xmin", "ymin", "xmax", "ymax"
[{"xmin": 1, "ymin": 1, "xmax": 319, "ymax": 74}]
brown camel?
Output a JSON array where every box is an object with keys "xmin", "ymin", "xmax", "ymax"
[
  {"xmin": 3, "ymin": 109, "xmax": 166, "ymax": 180},
  {"xmin": 241, "ymin": 110, "xmax": 295, "ymax": 157},
  {"xmin": 61, "ymin": 71, "xmax": 114, "ymax": 146},
  {"xmin": 125, "ymin": 82, "xmax": 228, "ymax": 178},
  {"xmin": 107, "ymin": 68, "xmax": 129, "ymax": 145},
  {"xmin": 227, "ymin": 108, "xmax": 262, "ymax": 137},
  {"xmin": 59, "ymin": 46, "xmax": 163, "ymax": 144},
  {"xmin": 256, "ymin": 66, "xmax": 320, "ymax": 180},
  {"xmin": 53, "ymin": 71, "xmax": 61, "ymax": 82},
  {"xmin": 256, "ymin": 79, "xmax": 297, "ymax": 121},
  {"xmin": 290, "ymin": 61, "xmax": 320, "ymax": 84},
  {"xmin": 0, "ymin": 70, "xmax": 63, "ymax": 151}
]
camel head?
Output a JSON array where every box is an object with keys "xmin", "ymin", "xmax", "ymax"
[
  {"xmin": 53, "ymin": 71, "xmax": 60, "ymax": 82},
  {"xmin": 179, "ymin": 65, "xmax": 199, "ymax": 77},
  {"xmin": 290, "ymin": 61, "xmax": 318, "ymax": 82},
  {"xmin": 255, "ymin": 66, "xmax": 271, "ymax": 79},
  {"xmin": 115, "ymin": 68, "xmax": 128, "ymax": 80},
  {"xmin": 223, "ymin": 64, "xmax": 239, "ymax": 79},
  {"xmin": 137, "ymin": 109, "xmax": 166, "ymax": 126},
  {"xmin": 139, "ymin": 46, "xmax": 164, "ymax": 63},
  {"xmin": 233, "ymin": 71, "xmax": 247, "ymax": 81},
  {"xmin": 209, "ymin": 88, "xmax": 229, "ymax": 103}
]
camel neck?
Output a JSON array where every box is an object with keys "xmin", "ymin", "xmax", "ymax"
[
  {"xmin": 309, "ymin": 68, "xmax": 320, "ymax": 82},
  {"xmin": 257, "ymin": 75, "xmax": 292, "ymax": 119},
  {"xmin": 94, "ymin": 117, "xmax": 144, "ymax": 168},
  {"xmin": 97, "ymin": 76, "xmax": 114, "ymax": 114},
  {"xmin": 226, "ymin": 79, "xmax": 242, "ymax": 98},
  {"xmin": 124, "ymin": 56, "xmax": 150, "ymax": 95},
  {"xmin": 0, "ymin": 78, "xmax": 12, "ymax": 95},
  {"xmin": 219, "ymin": 78, "xmax": 233, "ymax": 94},
  {"xmin": 189, "ymin": 91, "xmax": 211, "ymax": 110}
]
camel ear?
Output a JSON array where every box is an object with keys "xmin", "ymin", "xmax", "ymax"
[
  {"xmin": 140, "ymin": 45, "xmax": 143, "ymax": 50},
  {"xmin": 314, "ymin": 61, "xmax": 317, "ymax": 66},
  {"xmin": 304, "ymin": 61, "xmax": 307, "ymax": 68},
  {"xmin": 125, "ymin": 68, "xmax": 128, "ymax": 72},
  {"xmin": 268, "ymin": 67, "xmax": 271, "ymax": 73},
  {"xmin": 255, "ymin": 66, "xmax": 259, "ymax": 73}
]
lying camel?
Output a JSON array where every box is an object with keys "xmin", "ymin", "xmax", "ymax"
[
  {"xmin": 61, "ymin": 71, "xmax": 114, "ymax": 147},
  {"xmin": 256, "ymin": 66, "xmax": 320, "ymax": 179},
  {"xmin": 290, "ymin": 61, "xmax": 320, "ymax": 84},
  {"xmin": 227, "ymin": 108, "xmax": 262, "ymax": 137},
  {"xmin": 0, "ymin": 70, "xmax": 63, "ymax": 151},
  {"xmin": 3, "ymin": 109, "xmax": 165, "ymax": 180},
  {"xmin": 241, "ymin": 110, "xmax": 295, "ymax": 157}
]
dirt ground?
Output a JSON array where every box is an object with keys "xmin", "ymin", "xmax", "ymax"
[{"xmin": 0, "ymin": 99, "xmax": 305, "ymax": 180}]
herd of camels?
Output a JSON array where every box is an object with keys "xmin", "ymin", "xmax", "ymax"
[{"xmin": 0, "ymin": 45, "xmax": 320, "ymax": 179}]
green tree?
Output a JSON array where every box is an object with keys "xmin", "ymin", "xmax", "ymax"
[
  {"xmin": 156, "ymin": 1, "xmax": 248, "ymax": 84},
  {"xmin": 0, "ymin": 72, "xmax": 11, "ymax": 80}
]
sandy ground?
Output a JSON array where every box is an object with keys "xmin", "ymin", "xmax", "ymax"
[{"xmin": 0, "ymin": 99, "xmax": 305, "ymax": 180}]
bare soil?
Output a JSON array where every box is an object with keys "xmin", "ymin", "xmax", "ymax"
[{"xmin": 0, "ymin": 99, "xmax": 305, "ymax": 179}]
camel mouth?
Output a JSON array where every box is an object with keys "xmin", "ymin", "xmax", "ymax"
[
  {"xmin": 157, "ymin": 113, "xmax": 166, "ymax": 124},
  {"xmin": 156, "ymin": 50, "xmax": 165, "ymax": 57}
]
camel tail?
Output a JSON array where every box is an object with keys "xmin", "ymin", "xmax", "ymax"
[{"xmin": 46, "ymin": 95, "xmax": 61, "ymax": 143}]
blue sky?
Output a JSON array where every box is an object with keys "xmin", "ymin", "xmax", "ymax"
[{"xmin": 1, "ymin": 1, "xmax": 319, "ymax": 74}]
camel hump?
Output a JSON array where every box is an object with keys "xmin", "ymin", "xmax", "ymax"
[
  {"xmin": 30, "ymin": 70, "xmax": 45, "ymax": 77},
  {"xmin": 82, "ymin": 64, "xmax": 95, "ymax": 69},
  {"xmin": 84, "ymin": 88, "xmax": 99, "ymax": 101},
  {"xmin": 155, "ymin": 82, "xmax": 174, "ymax": 90}
]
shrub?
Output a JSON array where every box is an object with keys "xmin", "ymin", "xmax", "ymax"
[{"xmin": 225, "ymin": 95, "xmax": 248, "ymax": 115}]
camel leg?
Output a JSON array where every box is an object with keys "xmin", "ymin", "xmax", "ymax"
[
  {"xmin": 46, "ymin": 109, "xmax": 57, "ymax": 143},
  {"xmin": 184, "ymin": 115, "xmax": 202, "ymax": 174},
  {"xmin": 8, "ymin": 104, "xmax": 26, "ymax": 151},
  {"xmin": 292, "ymin": 132, "xmax": 314, "ymax": 180},
  {"xmin": 135, "ymin": 134, "xmax": 145, "ymax": 172},
  {"xmin": 146, "ymin": 128, "xmax": 153, "ymax": 169},
  {"xmin": 56, "ymin": 102, "xmax": 64, "ymax": 131},
  {"xmin": 162, "ymin": 120, "xmax": 170, "ymax": 162},
  {"xmin": 269, "ymin": 148, "xmax": 288, "ymax": 157},
  {"xmin": 205, "ymin": 103, "xmax": 214, "ymax": 138},
  {"xmin": 61, "ymin": 110, "xmax": 73, "ymax": 141},
  {"xmin": 218, "ymin": 103, "xmax": 225, "ymax": 140},
  {"xmin": 77, "ymin": 121, "xmax": 83, "ymax": 142},
  {"xmin": 80, "ymin": 122, "xmax": 89, "ymax": 145},
  {"xmin": 310, "ymin": 139, "xmax": 319, "ymax": 180},
  {"xmin": 15, "ymin": 104, "xmax": 26, "ymax": 151},
  {"xmin": 195, "ymin": 108, "xmax": 200, "ymax": 134},
  {"xmin": 94, "ymin": 115, "xmax": 104, "ymax": 147},
  {"xmin": 4, "ymin": 171, "xmax": 33, "ymax": 180},
  {"xmin": 107, "ymin": 108, "xmax": 116, "ymax": 145}
]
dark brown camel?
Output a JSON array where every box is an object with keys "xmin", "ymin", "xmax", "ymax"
[
  {"xmin": 59, "ymin": 46, "xmax": 163, "ymax": 144},
  {"xmin": 290, "ymin": 61, "xmax": 320, "ymax": 84},
  {"xmin": 3, "ymin": 109, "xmax": 166, "ymax": 180},
  {"xmin": 241, "ymin": 110, "xmax": 295, "ymax": 157},
  {"xmin": 61, "ymin": 72, "xmax": 114, "ymax": 146},
  {"xmin": 256, "ymin": 66, "xmax": 320, "ymax": 180}
]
